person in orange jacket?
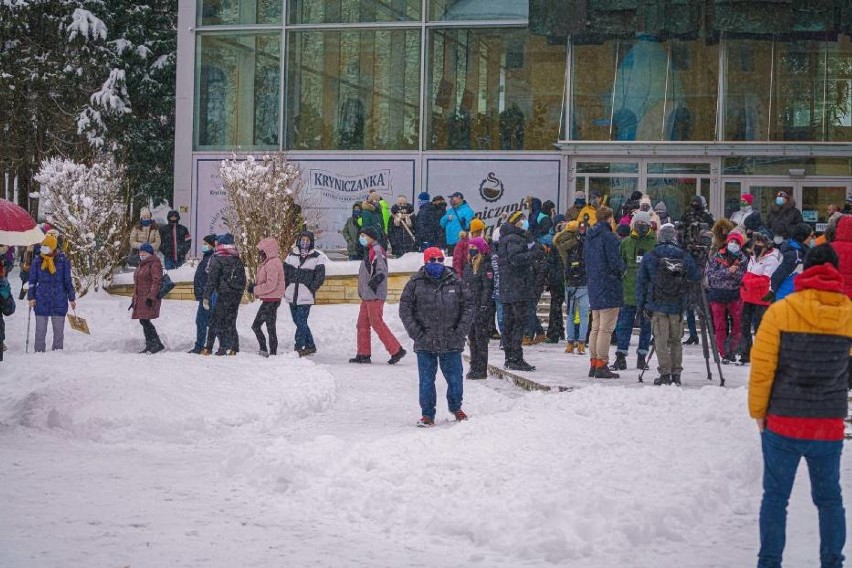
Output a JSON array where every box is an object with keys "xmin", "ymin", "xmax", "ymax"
[{"xmin": 748, "ymin": 244, "xmax": 851, "ymax": 568}]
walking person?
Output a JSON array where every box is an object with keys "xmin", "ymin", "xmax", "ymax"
[
  {"xmin": 462, "ymin": 237, "xmax": 494, "ymax": 380},
  {"xmin": 131, "ymin": 243, "xmax": 164, "ymax": 354},
  {"xmin": 249, "ymin": 236, "xmax": 285, "ymax": 357},
  {"xmin": 706, "ymin": 232, "xmax": 749, "ymax": 363},
  {"xmin": 189, "ymin": 234, "xmax": 216, "ymax": 354},
  {"xmin": 497, "ymin": 211, "xmax": 537, "ymax": 371},
  {"xmin": 749, "ymin": 244, "xmax": 851, "ymax": 568},
  {"xmin": 613, "ymin": 211, "xmax": 655, "ymax": 370},
  {"xmin": 739, "ymin": 230, "xmax": 782, "ymax": 365},
  {"xmin": 349, "ymin": 227, "xmax": 406, "ymax": 364},
  {"xmin": 399, "ymin": 246, "xmax": 474, "ymax": 427},
  {"xmin": 283, "ymin": 231, "xmax": 326, "ymax": 357},
  {"xmin": 201, "ymin": 233, "xmax": 245, "ymax": 356},
  {"xmin": 159, "ymin": 210, "xmax": 192, "ymax": 269},
  {"xmin": 27, "ymin": 234, "xmax": 76, "ymax": 352},
  {"xmin": 0, "ymin": 263, "xmax": 16, "ymax": 362},
  {"xmin": 636, "ymin": 224, "xmax": 700, "ymax": 386},
  {"xmin": 584, "ymin": 206, "xmax": 625, "ymax": 378}
]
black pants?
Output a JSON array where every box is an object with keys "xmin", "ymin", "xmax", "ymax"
[
  {"xmin": 503, "ymin": 301, "xmax": 527, "ymax": 363},
  {"xmin": 140, "ymin": 319, "xmax": 161, "ymax": 348},
  {"xmin": 739, "ymin": 302, "xmax": 767, "ymax": 359},
  {"xmin": 252, "ymin": 300, "xmax": 280, "ymax": 354},
  {"xmin": 206, "ymin": 294, "xmax": 240, "ymax": 352},
  {"xmin": 468, "ymin": 312, "xmax": 493, "ymax": 376},
  {"xmin": 547, "ymin": 288, "xmax": 565, "ymax": 341}
]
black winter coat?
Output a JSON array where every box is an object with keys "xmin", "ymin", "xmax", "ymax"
[
  {"xmin": 193, "ymin": 249, "xmax": 213, "ymax": 301},
  {"xmin": 414, "ymin": 203, "xmax": 444, "ymax": 249},
  {"xmin": 0, "ymin": 283, "xmax": 15, "ymax": 344},
  {"xmin": 399, "ymin": 267, "xmax": 474, "ymax": 353},
  {"xmin": 159, "ymin": 222, "xmax": 192, "ymax": 262},
  {"xmin": 767, "ymin": 201, "xmax": 804, "ymax": 240},
  {"xmin": 204, "ymin": 254, "xmax": 246, "ymax": 301},
  {"xmin": 462, "ymin": 256, "xmax": 495, "ymax": 327},
  {"xmin": 679, "ymin": 208, "xmax": 715, "ymax": 249},
  {"xmin": 497, "ymin": 223, "xmax": 535, "ymax": 304},
  {"xmin": 389, "ymin": 203, "xmax": 416, "ymax": 255},
  {"xmin": 584, "ymin": 222, "xmax": 625, "ymax": 309}
]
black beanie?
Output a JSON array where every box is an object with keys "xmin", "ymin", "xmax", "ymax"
[
  {"xmin": 360, "ymin": 226, "xmax": 380, "ymax": 241},
  {"xmin": 804, "ymin": 243, "xmax": 839, "ymax": 269},
  {"xmin": 791, "ymin": 223, "xmax": 813, "ymax": 244},
  {"xmin": 203, "ymin": 234, "xmax": 216, "ymax": 246}
]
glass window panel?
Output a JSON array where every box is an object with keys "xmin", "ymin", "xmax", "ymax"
[
  {"xmin": 572, "ymin": 36, "xmax": 718, "ymax": 141},
  {"xmin": 647, "ymin": 162, "xmax": 710, "ymax": 174},
  {"xmin": 576, "ymin": 162, "xmax": 638, "ymax": 174},
  {"xmin": 427, "ymin": 28, "xmax": 565, "ymax": 150},
  {"xmin": 644, "ymin": 178, "xmax": 697, "ymax": 223},
  {"xmin": 801, "ymin": 186, "xmax": 847, "ymax": 228},
  {"xmin": 195, "ymin": 33, "xmax": 281, "ymax": 149},
  {"xmin": 198, "ymin": 0, "xmax": 281, "ymax": 25},
  {"xmin": 588, "ymin": 177, "xmax": 639, "ymax": 216},
  {"xmin": 748, "ymin": 185, "xmax": 794, "ymax": 227},
  {"xmin": 286, "ymin": 29, "xmax": 420, "ymax": 151},
  {"xmin": 723, "ymin": 157, "xmax": 852, "ymax": 176},
  {"xmin": 429, "ymin": 0, "xmax": 528, "ymax": 22},
  {"xmin": 724, "ymin": 181, "xmax": 742, "ymax": 218},
  {"xmin": 288, "ymin": 0, "xmax": 420, "ymax": 24},
  {"xmin": 700, "ymin": 178, "xmax": 710, "ymax": 209}
]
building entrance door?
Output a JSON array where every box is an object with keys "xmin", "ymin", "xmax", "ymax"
[{"xmin": 742, "ymin": 180, "xmax": 850, "ymax": 233}]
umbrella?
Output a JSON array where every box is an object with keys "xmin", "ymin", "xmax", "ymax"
[{"xmin": 0, "ymin": 199, "xmax": 44, "ymax": 246}]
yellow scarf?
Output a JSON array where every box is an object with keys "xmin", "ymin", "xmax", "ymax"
[{"xmin": 40, "ymin": 252, "xmax": 56, "ymax": 275}]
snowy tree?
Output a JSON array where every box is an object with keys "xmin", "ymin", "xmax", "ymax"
[
  {"xmin": 219, "ymin": 154, "xmax": 313, "ymax": 281},
  {"xmin": 34, "ymin": 156, "xmax": 130, "ymax": 297}
]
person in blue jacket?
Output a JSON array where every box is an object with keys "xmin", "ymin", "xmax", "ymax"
[
  {"xmin": 767, "ymin": 223, "xmax": 813, "ymax": 303},
  {"xmin": 583, "ymin": 206, "xmax": 625, "ymax": 378},
  {"xmin": 440, "ymin": 191, "xmax": 475, "ymax": 256},
  {"xmin": 189, "ymin": 234, "xmax": 216, "ymax": 354},
  {"xmin": 27, "ymin": 234, "xmax": 76, "ymax": 352}
]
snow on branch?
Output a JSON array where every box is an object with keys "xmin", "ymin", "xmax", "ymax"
[{"xmin": 67, "ymin": 8, "xmax": 108, "ymax": 42}]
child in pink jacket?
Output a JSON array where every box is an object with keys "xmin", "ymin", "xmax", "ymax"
[{"xmin": 249, "ymin": 237, "xmax": 285, "ymax": 356}]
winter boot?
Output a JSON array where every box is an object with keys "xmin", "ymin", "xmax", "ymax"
[
  {"xmin": 564, "ymin": 341, "xmax": 575, "ymax": 354},
  {"xmin": 721, "ymin": 353, "xmax": 735, "ymax": 365},
  {"xmin": 576, "ymin": 342, "xmax": 586, "ymax": 355},
  {"xmin": 522, "ymin": 336, "xmax": 534, "ymax": 346},
  {"xmin": 738, "ymin": 354, "xmax": 750, "ymax": 366},
  {"xmin": 388, "ymin": 348, "xmax": 407, "ymax": 365},
  {"xmin": 417, "ymin": 416, "xmax": 434, "ymax": 428},
  {"xmin": 148, "ymin": 342, "xmax": 165, "ymax": 354},
  {"xmin": 611, "ymin": 352, "xmax": 627, "ymax": 371},
  {"xmin": 595, "ymin": 362, "xmax": 620, "ymax": 379},
  {"xmin": 637, "ymin": 354, "xmax": 649, "ymax": 370},
  {"xmin": 533, "ymin": 333, "xmax": 547, "ymax": 344},
  {"xmin": 138, "ymin": 345, "xmax": 151, "ymax": 354},
  {"xmin": 300, "ymin": 347, "xmax": 317, "ymax": 357},
  {"xmin": 454, "ymin": 409, "xmax": 468, "ymax": 421},
  {"xmin": 349, "ymin": 354, "xmax": 371, "ymax": 364},
  {"xmin": 671, "ymin": 373, "xmax": 682, "ymax": 386},
  {"xmin": 653, "ymin": 374, "xmax": 672, "ymax": 386},
  {"xmin": 682, "ymin": 335, "xmax": 699, "ymax": 345},
  {"xmin": 258, "ymin": 349, "xmax": 270, "ymax": 358},
  {"xmin": 506, "ymin": 359, "xmax": 536, "ymax": 372},
  {"xmin": 200, "ymin": 348, "xmax": 212, "ymax": 356},
  {"xmin": 588, "ymin": 359, "xmax": 598, "ymax": 377}
]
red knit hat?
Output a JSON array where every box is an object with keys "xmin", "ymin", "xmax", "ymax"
[
  {"xmin": 423, "ymin": 247, "xmax": 444, "ymax": 263},
  {"xmin": 740, "ymin": 193, "xmax": 754, "ymax": 205},
  {"xmin": 726, "ymin": 232, "xmax": 745, "ymax": 245}
]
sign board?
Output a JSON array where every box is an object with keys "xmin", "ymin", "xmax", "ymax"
[
  {"xmin": 425, "ymin": 157, "xmax": 563, "ymax": 239},
  {"xmin": 193, "ymin": 156, "xmax": 417, "ymax": 253},
  {"xmin": 801, "ymin": 209, "xmax": 818, "ymax": 223},
  {"xmin": 816, "ymin": 223, "xmax": 828, "ymax": 232}
]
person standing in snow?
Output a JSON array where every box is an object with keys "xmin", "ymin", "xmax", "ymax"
[
  {"xmin": 189, "ymin": 234, "xmax": 216, "ymax": 354},
  {"xmin": 440, "ymin": 191, "xmax": 474, "ymax": 257},
  {"xmin": 349, "ymin": 227, "xmax": 406, "ymax": 365},
  {"xmin": 248, "ymin": 237, "xmax": 285, "ymax": 357},
  {"xmin": 131, "ymin": 243, "xmax": 165, "ymax": 354},
  {"xmin": 27, "ymin": 234, "xmax": 76, "ymax": 352},
  {"xmin": 730, "ymin": 194, "xmax": 755, "ymax": 228},
  {"xmin": 128, "ymin": 207, "xmax": 161, "ymax": 265},
  {"xmin": 0, "ymin": 263, "xmax": 16, "ymax": 362},
  {"xmin": 654, "ymin": 201, "xmax": 670, "ymax": 227},
  {"xmin": 829, "ymin": 215, "xmax": 852, "ymax": 299},
  {"xmin": 738, "ymin": 230, "xmax": 782, "ymax": 365},
  {"xmin": 767, "ymin": 190, "xmax": 804, "ymax": 243},
  {"xmin": 389, "ymin": 195, "xmax": 416, "ymax": 257},
  {"xmin": 201, "ymin": 233, "xmax": 245, "ymax": 356},
  {"xmin": 159, "ymin": 210, "xmax": 192, "ymax": 270},
  {"xmin": 414, "ymin": 193, "xmax": 443, "ymax": 252},
  {"xmin": 340, "ymin": 203, "xmax": 364, "ymax": 261},
  {"xmin": 283, "ymin": 231, "xmax": 325, "ymax": 357},
  {"xmin": 705, "ymin": 232, "xmax": 748, "ymax": 363},
  {"xmin": 399, "ymin": 247, "xmax": 474, "ymax": 426},
  {"xmin": 462, "ymin": 237, "xmax": 494, "ymax": 380},
  {"xmin": 749, "ymin": 244, "xmax": 850, "ymax": 568},
  {"xmin": 555, "ymin": 220, "xmax": 590, "ymax": 355},
  {"xmin": 497, "ymin": 211, "xmax": 537, "ymax": 372}
]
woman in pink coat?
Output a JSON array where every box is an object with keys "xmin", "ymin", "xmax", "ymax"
[
  {"xmin": 249, "ymin": 237, "xmax": 285, "ymax": 357},
  {"xmin": 132, "ymin": 243, "xmax": 164, "ymax": 353}
]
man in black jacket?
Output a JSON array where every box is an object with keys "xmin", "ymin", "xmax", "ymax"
[
  {"xmin": 497, "ymin": 211, "xmax": 536, "ymax": 371},
  {"xmin": 189, "ymin": 234, "xmax": 216, "ymax": 354},
  {"xmin": 399, "ymin": 247, "xmax": 474, "ymax": 427},
  {"xmin": 201, "ymin": 233, "xmax": 245, "ymax": 356},
  {"xmin": 160, "ymin": 210, "xmax": 192, "ymax": 269},
  {"xmin": 414, "ymin": 194, "xmax": 445, "ymax": 252}
]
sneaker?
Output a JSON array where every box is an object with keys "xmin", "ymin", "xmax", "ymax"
[
  {"xmin": 654, "ymin": 374, "xmax": 672, "ymax": 386},
  {"xmin": 576, "ymin": 341, "xmax": 586, "ymax": 355},
  {"xmin": 564, "ymin": 342, "xmax": 575, "ymax": 354},
  {"xmin": 595, "ymin": 365, "xmax": 620, "ymax": 379},
  {"xmin": 258, "ymin": 349, "xmax": 270, "ymax": 358},
  {"xmin": 388, "ymin": 348, "xmax": 407, "ymax": 365},
  {"xmin": 506, "ymin": 359, "xmax": 536, "ymax": 372},
  {"xmin": 683, "ymin": 335, "xmax": 699, "ymax": 345},
  {"xmin": 611, "ymin": 352, "xmax": 627, "ymax": 371},
  {"xmin": 454, "ymin": 409, "xmax": 468, "ymax": 421},
  {"xmin": 721, "ymin": 354, "xmax": 735, "ymax": 365},
  {"xmin": 349, "ymin": 355, "xmax": 371, "ymax": 364},
  {"xmin": 225, "ymin": 349, "xmax": 237, "ymax": 356},
  {"xmin": 417, "ymin": 416, "xmax": 434, "ymax": 428}
]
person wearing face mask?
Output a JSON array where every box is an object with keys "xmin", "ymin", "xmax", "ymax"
[
  {"xmin": 555, "ymin": 220, "xmax": 590, "ymax": 355},
  {"xmin": 706, "ymin": 232, "xmax": 748, "ymax": 363},
  {"xmin": 613, "ymin": 211, "xmax": 656, "ymax": 371},
  {"xmin": 341, "ymin": 203, "xmax": 364, "ymax": 261},
  {"xmin": 461, "ymin": 237, "xmax": 493, "ymax": 380},
  {"xmin": 584, "ymin": 206, "xmax": 626, "ymax": 378},
  {"xmin": 636, "ymin": 195, "xmax": 660, "ymax": 229},
  {"xmin": 128, "ymin": 207, "xmax": 161, "ymax": 266},
  {"xmin": 399, "ymin": 247, "xmax": 475, "ymax": 426},
  {"xmin": 654, "ymin": 201, "xmax": 670, "ymax": 226},
  {"xmin": 389, "ymin": 195, "xmax": 417, "ymax": 258},
  {"xmin": 767, "ymin": 190, "xmax": 803, "ymax": 243},
  {"xmin": 27, "ymin": 234, "xmax": 76, "ymax": 352},
  {"xmin": 283, "ymin": 232, "xmax": 325, "ymax": 357},
  {"xmin": 768, "ymin": 223, "xmax": 814, "ymax": 303},
  {"xmin": 496, "ymin": 211, "xmax": 537, "ymax": 371},
  {"xmin": 248, "ymin": 236, "xmax": 286, "ymax": 357},
  {"xmin": 730, "ymin": 193, "xmax": 755, "ymax": 227},
  {"xmin": 350, "ymin": 227, "xmax": 406, "ymax": 365},
  {"xmin": 189, "ymin": 234, "xmax": 217, "ymax": 354},
  {"xmin": 739, "ymin": 230, "xmax": 782, "ymax": 364},
  {"xmin": 201, "ymin": 233, "xmax": 245, "ymax": 356},
  {"xmin": 131, "ymin": 242, "xmax": 165, "ymax": 354},
  {"xmin": 159, "ymin": 210, "xmax": 191, "ymax": 270}
]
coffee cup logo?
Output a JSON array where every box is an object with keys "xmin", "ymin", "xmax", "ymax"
[{"xmin": 479, "ymin": 172, "xmax": 504, "ymax": 203}]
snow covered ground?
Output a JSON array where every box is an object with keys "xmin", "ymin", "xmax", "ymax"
[{"xmin": 0, "ymin": 289, "xmax": 848, "ymax": 567}]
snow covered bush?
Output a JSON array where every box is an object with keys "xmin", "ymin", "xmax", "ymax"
[
  {"xmin": 34, "ymin": 157, "xmax": 130, "ymax": 297},
  {"xmin": 219, "ymin": 153, "xmax": 312, "ymax": 281}
]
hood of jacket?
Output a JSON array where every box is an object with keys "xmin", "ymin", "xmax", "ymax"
[
  {"xmin": 788, "ymin": 263, "xmax": 850, "ymax": 330},
  {"xmin": 257, "ymin": 237, "xmax": 280, "ymax": 260},
  {"xmin": 293, "ymin": 230, "xmax": 316, "ymax": 253},
  {"xmin": 498, "ymin": 221, "xmax": 527, "ymax": 240},
  {"xmin": 835, "ymin": 215, "xmax": 852, "ymax": 243},
  {"xmin": 167, "ymin": 210, "xmax": 180, "ymax": 222},
  {"xmin": 586, "ymin": 220, "xmax": 612, "ymax": 242}
]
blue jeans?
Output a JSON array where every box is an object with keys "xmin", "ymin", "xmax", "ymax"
[
  {"xmin": 758, "ymin": 430, "xmax": 846, "ymax": 568},
  {"xmin": 565, "ymin": 285, "xmax": 590, "ymax": 343},
  {"xmin": 194, "ymin": 300, "xmax": 211, "ymax": 351},
  {"xmin": 495, "ymin": 301, "xmax": 505, "ymax": 335},
  {"xmin": 289, "ymin": 304, "xmax": 314, "ymax": 350},
  {"xmin": 686, "ymin": 308, "xmax": 697, "ymax": 338},
  {"xmin": 164, "ymin": 257, "xmax": 183, "ymax": 270},
  {"xmin": 615, "ymin": 305, "xmax": 651, "ymax": 356},
  {"xmin": 416, "ymin": 351, "xmax": 463, "ymax": 420},
  {"xmin": 525, "ymin": 300, "xmax": 544, "ymax": 337}
]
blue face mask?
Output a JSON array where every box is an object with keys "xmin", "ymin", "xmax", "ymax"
[
  {"xmin": 359, "ymin": 235, "xmax": 368, "ymax": 246},
  {"xmin": 202, "ymin": 244, "xmax": 212, "ymax": 253},
  {"xmin": 468, "ymin": 249, "xmax": 479, "ymax": 258},
  {"xmin": 575, "ymin": 199, "xmax": 586, "ymax": 207},
  {"xmin": 141, "ymin": 219, "xmax": 152, "ymax": 227},
  {"xmin": 424, "ymin": 262, "xmax": 444, "ymax": 279},
  {"xmin": 775, "ymin": 196, "xmax": 786, "ymax": 206},
  {"xmin": 520, "ymin": 219, "xmax": 529, "ymax": 231}
]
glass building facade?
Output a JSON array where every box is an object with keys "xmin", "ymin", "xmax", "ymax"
[{"xmin": 178, "ymin": 0, "xmax": 852, "ymax": 247}]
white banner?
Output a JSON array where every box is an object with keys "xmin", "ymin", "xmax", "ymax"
[
  {"xmin": 193, "ymin": 156, "xmax": 417, "ymax": 253},
  {"xmin": 425, "ymin": 157, "xmax": 563, "ymax": 237}
]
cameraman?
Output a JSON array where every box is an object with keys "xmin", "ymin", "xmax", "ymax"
[{"xmin": 678, "ymin": 195, "xmax": 715, "ymax": 344}]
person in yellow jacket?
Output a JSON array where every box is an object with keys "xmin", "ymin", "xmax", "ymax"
[
  {"xmin": 748, "ymin": 243, "xmax": 851, "ymax": 568},
  {"xmin": 567, "ymin": 191, "xmax": 606, "ymax": 227}
]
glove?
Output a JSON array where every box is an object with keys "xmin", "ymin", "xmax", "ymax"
[
  {"xmin": 761, "ymin": 291, "xmax": 775, "ymax": 303},
  {"xmin": 0, "ymin": 280, "xmax": 10, "ymax": 299},
  {"xmin": 247, "ymin": 282, "xmax": 255, "ymax": 294},
  {"xmin": 202, "ymin": 299, "xmax": 210, "ymax": 311},
  {"xmin": 145, "ymin": 298, "xmax": 153, "ymax": 307}
]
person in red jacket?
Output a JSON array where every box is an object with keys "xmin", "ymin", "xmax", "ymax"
[
  {"xmin": 830, "ymin": 214, "xmax": 852, "ymax": 298},
  {"xmin": 739, "ymin": 230, "xmax": 782, "ymax": 364}
]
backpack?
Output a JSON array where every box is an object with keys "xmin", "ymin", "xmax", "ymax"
[
  {"xmin": 653, "ymin": 255, "xmax": 689, "ymax": 303},
  {"xmin": 227, "ymin": 261, "xmax": 246, "ymax": 292},
  {"xmin": 564, "ymin": 239, "xmax": 586, "ymax": 285}
]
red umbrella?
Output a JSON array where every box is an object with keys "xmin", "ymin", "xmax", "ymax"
[{"xmin": 0, "ymin": 199, "xmax": 44, "ymax": 246}]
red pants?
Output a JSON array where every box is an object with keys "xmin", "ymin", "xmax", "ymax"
[
  {"xmin": 710, "ymin": 299, "xmax": 742, "ymax": 358},
  {"xmin": 357, "ymin": 300, "xmax": 401, "ymax": 356}
]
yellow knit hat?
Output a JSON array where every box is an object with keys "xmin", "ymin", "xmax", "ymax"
[{"xmin": 470, "ymin": 218, "xmax": 486, "ymax": 233}]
